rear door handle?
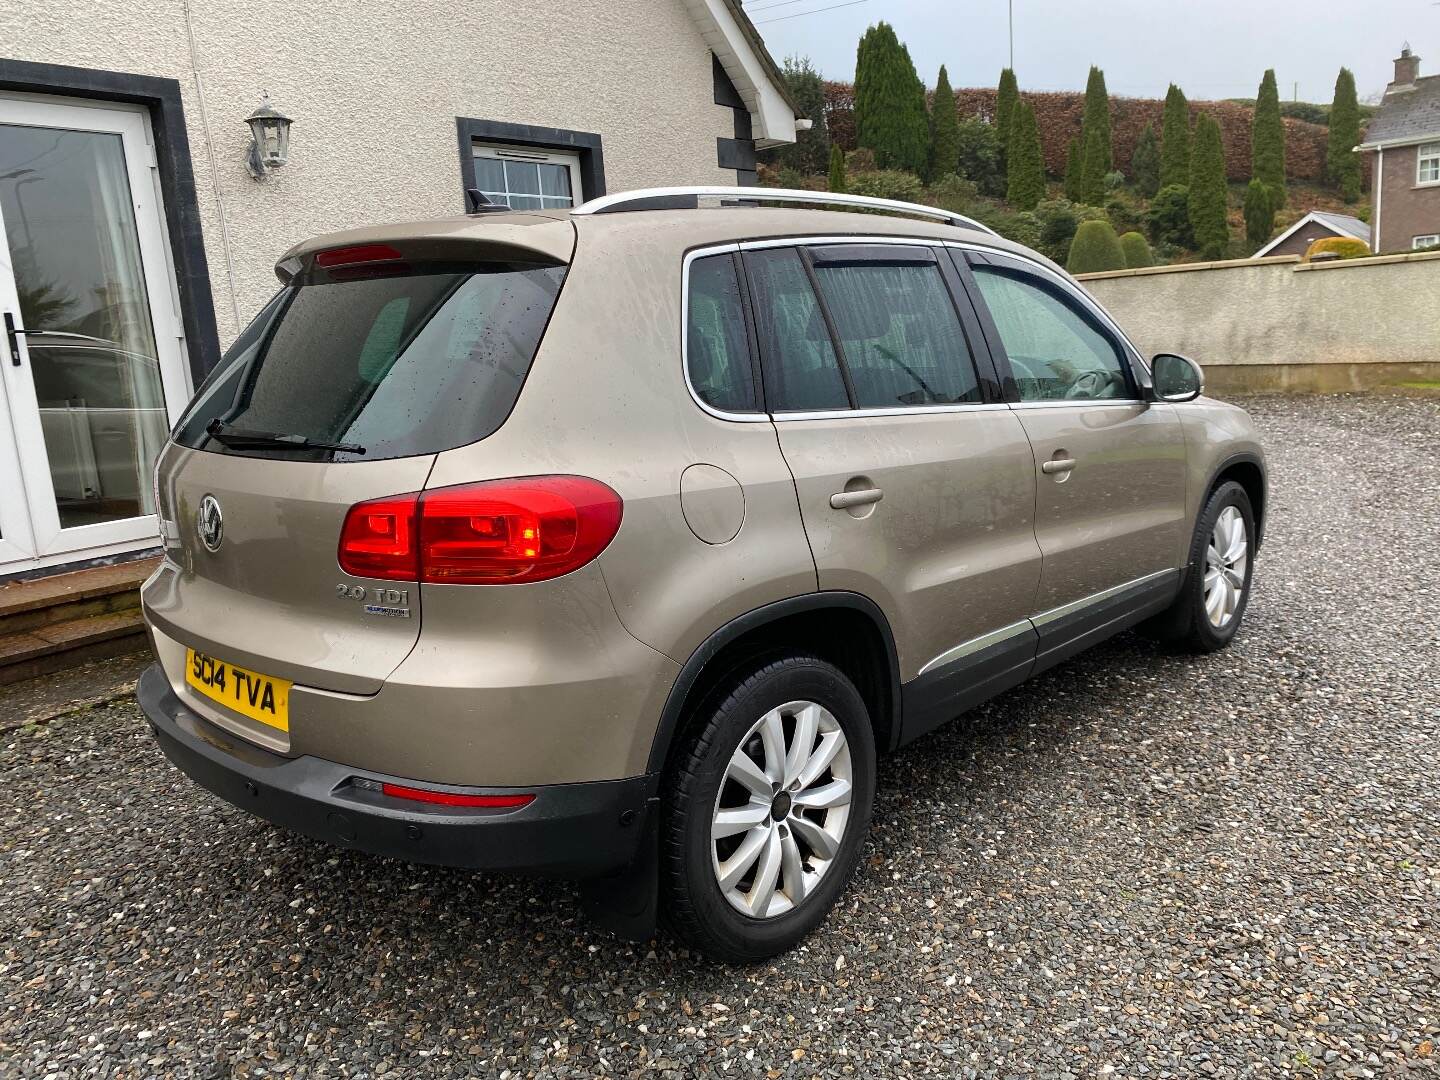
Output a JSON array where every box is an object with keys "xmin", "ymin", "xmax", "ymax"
[
  {"xmin": 1041, "ymin": 458, "xmax": 1076, "ymax": 475},
  {"xmin": 830, "ymin": 487, "xmax": 883, "ymax": 509}
]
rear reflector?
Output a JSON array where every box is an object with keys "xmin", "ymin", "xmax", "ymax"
[
  {"xmin": 314, "ymin": 243, "xmax": 403, "ymax": 268},
  {"xmin": 338, "ymin": 475, "xmax": 622, "ymax": 585},
  {"xmin": 380, "ymin": 782, "xmax": 534, "ymax": 809}
]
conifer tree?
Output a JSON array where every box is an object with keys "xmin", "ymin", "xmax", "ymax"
[
  {"xmin": 1081, "ymin": 125, "xmax": 1108, "ymax": 204},
  {"xmin": 1006, "ymin": 100, "xmax": 1046, "ymax": 210},
  {"xmin": 996, "ymin": 68, "xmax": 1019, "ymax": 167},
  {"xmin": 1159, "ymin": 84, "xmax": 1191, "ymax": 190},
  {"xmin": 1244, "ymin": 178, "xmax": 1274, "ymax": 249},
  {"xmin": 827, "ymin": 144, "xmax": 847, "ymax": 192},
  {"xmin": 1189, "ymin": 113, "xmax": 1230, "ymax": 259},
  {"xmin": 1063, "ymin": 138, "xmax": 1084, "ymax": 201},
  {"xmin": 1080, "ymin": 66, "xmax": 1113, "ymax": 176},
  {"xmin": 1131, "ymin": 123, "xmax": 1160, "ymax": 198},
  {"xmin": 1327, "ymin": 67, "xmax": 1362, "ymax": 203},
  {"xmin": 928, "ymin": 65, "xmax": 961, "ymax": 181},
  {"xmin": 1252, "ymin": 69, "xmax": 1287, "ymax": 208},
  {"xmin": 1119, "ymin": 231, "xmax": 1154, "ymax": 268},
  {"xmin": 854, "ymin": 22, "xmax": 931, "ymax": 174}
]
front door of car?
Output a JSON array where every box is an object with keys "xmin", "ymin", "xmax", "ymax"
[
  {"xmin": 744, "ymin": 241, "xmax": 1043, "ymax": 731},
  {"xmin": 954, "ymin": 249, "xmax": 1188, "ymax": 654}
]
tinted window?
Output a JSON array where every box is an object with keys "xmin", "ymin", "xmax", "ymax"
[
  {"xmin": 810, "ymin": 258, "xmax": 980, "ymax": 407},
  {"xmin": 971, "ymin": 266, "xmax": 1127, "ymax": 401},
  {"xmin": 745, "ymin": 248, "xmax": 849, "ymax": 412},
  {"xmin": 686, "ymin": 254, "xmax": 757, "ymax": 412},
  {"xmin": 175, "ymin": 265, "xmax": 566, "ymax": 459}
]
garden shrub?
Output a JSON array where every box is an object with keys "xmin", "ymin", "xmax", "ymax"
[
  {"xmin": 955, "ymin": 118, "xmax": 1003, "ymax": 196},
  {"xmin": 1304, "ymin": 236, "xmax": 1370, "ymax": 261},
  {"xmin": 1103, "ymin": 169, "xmax": 1126, "ymax": 191},
  {"xmin": 1035, "ymin": 199, "xmax": 1080, "ymax": 263},
  {"xmin": 1131, "ymin": 123, "xmax": 1160, "ymax": 197},
  {"xmin": 1119, "ymin": 231, "xmax": 1154, "ymax": 268},
  {"xmin": 1067, "ymin": 219, "xmax": 1126, "ymax": 273},
  {"xmin": 1104, "ymin": 193, "xmax": 1145, "ymax": 236},
  {"xmin": 846, "ymin": 169, "xmax": 925, "ymax": 203},
  {"xmin": 1148, "ymin": 184, "xmax": 1194, "ymax": 248},
  {"xmin": 925, "ymin": 174, "xmax": 980, "ymax": 212}
]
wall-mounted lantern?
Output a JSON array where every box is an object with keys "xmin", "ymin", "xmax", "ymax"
[{"xmin": 244, "ymin": 93, "xmax": 293, "ymax": 180}]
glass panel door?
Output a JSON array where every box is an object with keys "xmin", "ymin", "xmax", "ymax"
[{"xmin": 0, "ymin": 96, "xmax": 191, "ymax": 571}]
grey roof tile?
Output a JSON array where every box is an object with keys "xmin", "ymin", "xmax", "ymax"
[{"xmin": 1365, "ymin": 75, "xmax": 1440, "ymax": 144}]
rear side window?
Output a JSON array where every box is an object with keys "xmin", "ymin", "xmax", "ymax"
[
  {"xmin": 175, "ymin": 264, "xmax": 566, "ymax": 460},
  {"xmin": 744, "ymin": 248, "xmax": 849, "ymax": 412},
  {"xmin": 808, "ymin": 257, "xmax": 981, "ymax": 407},
  {"xmin": 686, "ymin": 254, "xmax": 758, "ymax": 413}
]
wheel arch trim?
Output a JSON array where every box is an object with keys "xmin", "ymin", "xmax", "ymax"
[
  {"xmin": 1204, "ymin": 450, "xmax": 1268, "ymax": 548},
  {"xmin": 645, "ymin": 592, "xmax": 903, "ymax": 775}
]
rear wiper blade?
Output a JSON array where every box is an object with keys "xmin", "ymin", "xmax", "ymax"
[{"xmin": 206, "ymin": 419, "xmax": 365, "ymax": 455}]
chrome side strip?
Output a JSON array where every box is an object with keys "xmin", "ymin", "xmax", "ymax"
[
  {"xmin": 917, "ymin": 620, "xmax": 1032, "ymax": 677},
  {"xmin": 917, "ymin": 568, "xmax": 1179, "ymax": 676},
  {"xmin": 773, "ymin": 403, "xmax": 1009, "ymax": 422},
  {"xmin": 1029, "ymin": 568, "xmax": 1178, "ymax": 628}
]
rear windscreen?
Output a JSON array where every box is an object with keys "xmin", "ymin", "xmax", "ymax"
[{"xmin": 174, "ymin": 263, "xmax": 566, "ymax": 460}]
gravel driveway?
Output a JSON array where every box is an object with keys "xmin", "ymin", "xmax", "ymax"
[{"xmin": 3, "ymin": 395, "xmax": 1437, "ymax": 1078}]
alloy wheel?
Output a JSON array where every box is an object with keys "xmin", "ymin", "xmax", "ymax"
[
  {"xmin": 1204, "ymin": 505, "xmax": 1249, "ymax": 628},
  {"xmin": 710, "ymin": 700, "xmax": 853, "ymax": 919}
]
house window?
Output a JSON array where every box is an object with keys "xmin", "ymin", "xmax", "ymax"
[
  {"xmin": 471, "ymin": 144, "xmax": 580, "ymax": 210},
  {"xmin": 1414, "ymin": 234, "xmax": 1440, "ymax": 250},
  {"xmin": 1418, "ymin": 142, "xmax": 1440, "ymax": 185}
]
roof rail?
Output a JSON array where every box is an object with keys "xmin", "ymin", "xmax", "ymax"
[{"xmin": 570, "ymin": 186, "xmax": 999, "ymax": 237}]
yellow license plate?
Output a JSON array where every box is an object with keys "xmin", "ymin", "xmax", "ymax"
[{"xmin": 185, "ymin": 648, "xmax": 291, "ymax": 731}]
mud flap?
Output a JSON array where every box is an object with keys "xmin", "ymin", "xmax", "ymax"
[{"xmin": 578, "ymin": 798, "xmax": 660, "ymax": 942}]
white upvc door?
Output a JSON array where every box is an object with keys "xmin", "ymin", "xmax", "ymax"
[{"xmin": 0, "ymin": 94, "xmax": 193, "ymax": 573}]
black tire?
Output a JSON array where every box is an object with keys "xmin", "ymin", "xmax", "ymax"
[
  {"xmin": 660, "ymin": 654, "xmax": 876, "ymax": 963},
  {"xmin": 1141, "ymin": 480, "xmax": 1256, "ymax": 653}
]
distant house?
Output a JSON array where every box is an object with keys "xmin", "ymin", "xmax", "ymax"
[
  {"xmin": 1360, "ymin": 45, "xmax": 1440, "ymax": 252},
  {"xmin": 1253, "ymin": 211, "xmax": 1372, "ymax": 258}
]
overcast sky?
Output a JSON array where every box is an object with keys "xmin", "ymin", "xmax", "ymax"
[{"xmin": 750, "ymin": 0, "xmax": 1439, "ymax": 103}]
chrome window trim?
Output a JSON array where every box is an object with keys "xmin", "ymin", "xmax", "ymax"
[
  {"xmin": 917, "ymin": 619, "xmax": 1032, "ymax": 677},
  {"xmin": 1008, "ymin": 399, "xmax": 1146, "ymax": 409},
  {"xmin": 773, "ymin": 403, "xmax": 1008, "ymax": 422},
  {"xmin": 1030, "ymin": 569, "xmax": 1178, "ymax": 628},
  {"xmin": 680, "ymin": 243, "xmax": 771, "ymax": 424},
  {"xmin": 738, "ymin": 234, "xmax": 946, "ymax": 253}
]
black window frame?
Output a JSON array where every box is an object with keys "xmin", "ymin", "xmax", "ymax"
[
  {"xmin": 948, "ymin": 248, "xmax": 1143, "ymax": 403},
  {"xmin": 455, "ymin": 118, "xmax": 605, "ymax": 212},
  {"xmin": 682, "ymin": 249, "xmax": 766, "ymax": 416},
  {"xmin": 742, "ymin": 241, "xmax": 1003, "ymax": 414}
]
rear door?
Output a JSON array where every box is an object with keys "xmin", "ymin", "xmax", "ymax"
[
  {"xmin": 748, "ymin": 240, "xmax": 1042, "ymax": 732},
  {"xmin": 954, "ymin": 249, "xmax": 1187, "ymax": 639},
  {"xmin": 146, "ymin": 249, "xmax": 569, "ymax": 696}
]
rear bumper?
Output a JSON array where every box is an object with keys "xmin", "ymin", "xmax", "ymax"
[{"xmin": 137, "ymin": 664, "xmax": 657, "ymax": 876}]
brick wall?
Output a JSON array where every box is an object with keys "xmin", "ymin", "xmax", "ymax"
[{"xmin": 1376, "ymin": 144, "xmax": 1440, "ymax": 251}]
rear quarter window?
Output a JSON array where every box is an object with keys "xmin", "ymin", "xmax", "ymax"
[{"xmin": 175, "ymin": 263, "xmax": 566, "ymax": 460}]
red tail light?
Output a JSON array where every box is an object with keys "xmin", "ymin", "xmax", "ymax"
[
  {"xmin": 381, "ymin": 782, "xmax": 534, "ymax": 809},
  {"xmin": 314, "ymin": 243, "xmax": 403, "ymax": 268},
  {"xmin": 337, "ymin": 475, "xmax": 622, "ymax": 585}
]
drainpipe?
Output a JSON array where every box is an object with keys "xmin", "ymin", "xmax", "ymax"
[{"xmin": 1373, "ymin": 147, "xmax": 1383, "ymax": 252}]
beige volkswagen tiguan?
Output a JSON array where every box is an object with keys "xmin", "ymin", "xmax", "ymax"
[{"xmin": 139, "ymin": 187, "xmax": 1266, "ymax": 961}]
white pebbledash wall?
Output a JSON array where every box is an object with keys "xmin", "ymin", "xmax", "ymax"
[{"xmin": 0, "ymin": 0, "xmax": 740, "ymax": 345}]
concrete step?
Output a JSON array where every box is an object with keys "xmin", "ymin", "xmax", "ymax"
[
  {"xmin": 0, "ymin": 608, "xmax": 148, "ymax": 686},
  {"xmin": 0, "ymin": 557, "xmax": 160, "ymax": 636}
]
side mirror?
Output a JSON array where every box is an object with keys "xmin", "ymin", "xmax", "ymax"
[{"xmin": 1150, "ymin": 353, "xmax": 1204, "ymax": 403}]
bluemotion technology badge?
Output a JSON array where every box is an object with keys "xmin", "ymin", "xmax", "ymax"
[{"xmin": 196, "ymin": 494, "xmax": 224, "ymax": 553}]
